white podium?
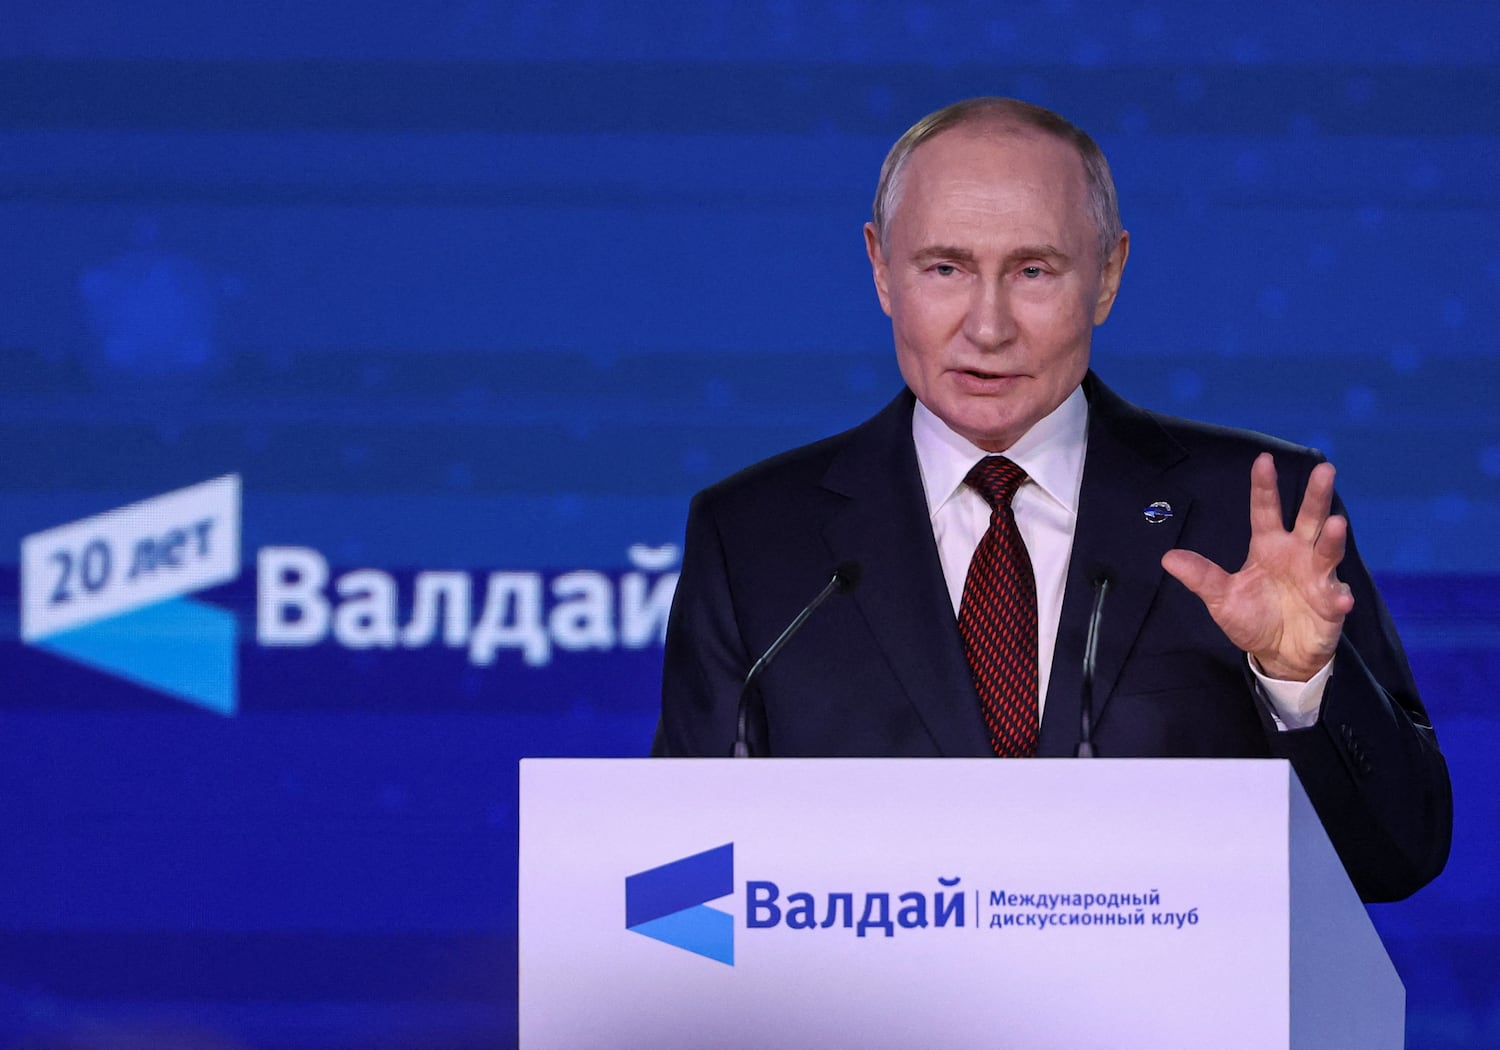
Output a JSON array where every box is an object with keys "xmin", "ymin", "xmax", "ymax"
[{"xmin": 519, "ymin": 759, "xmax": 1403, "ymax": 1049}]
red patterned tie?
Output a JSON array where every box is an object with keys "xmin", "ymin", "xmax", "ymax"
[{"xmin": 959, "ymin": 456, "xmax": 1039, "ymax": 757}]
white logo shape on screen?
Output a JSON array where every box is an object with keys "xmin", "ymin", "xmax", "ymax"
[
  {"xmin": 21, "ymin": 475, "xmax": 242, "ymax": 715},
  {"xmin": 625, "ymin": 543, "xmax": 679, "ymax": 571}
]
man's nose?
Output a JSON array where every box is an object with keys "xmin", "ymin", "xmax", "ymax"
[{"xmin": 963, "ymin": 280, "xmax": 1017, "ymax": 351}]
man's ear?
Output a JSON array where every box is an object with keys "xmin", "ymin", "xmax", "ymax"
[
  {"xmin": 864, "ymin": 222, "xmax": 893, "ymax": 317},
  {"xmin": 1093, "ymin": 230, "xmax": 1130, "ymax": 325}
]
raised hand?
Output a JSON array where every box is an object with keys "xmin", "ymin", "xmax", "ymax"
[{"xmin": 1161, "ymin": 452, "xmax": 1354, "ymax": 682}]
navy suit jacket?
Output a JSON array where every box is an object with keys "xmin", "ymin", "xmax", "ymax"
[{"xmin": 653, "ymin": 373, "xmax": 1451, "ymax": 902}]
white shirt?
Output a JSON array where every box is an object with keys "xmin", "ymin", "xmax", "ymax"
[{"xmin": 910, "ymin": 389, "xmax": 1327, "ymax": 730}]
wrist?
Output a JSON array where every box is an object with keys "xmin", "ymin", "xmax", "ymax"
[{"xmin": 1250, "ymin": 652, "xmax": 1320, "ymax": 683}]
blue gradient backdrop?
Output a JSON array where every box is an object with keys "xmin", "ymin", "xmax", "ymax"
[{"xmin": 1, "ymin": 2, "xmax": 1497, "ymax": 1047}]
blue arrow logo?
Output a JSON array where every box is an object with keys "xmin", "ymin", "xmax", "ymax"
[
  {"xmin": 21, "ymin": 475, "xmax": 241, "ymax": 715},
  {"xmin": 625, "ymin": 843, "xmax": 734, "ymax": 965}
]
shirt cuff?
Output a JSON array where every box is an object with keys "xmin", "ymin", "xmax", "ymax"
[{"xmin": 1248, "ymin": 655, "xmax": 1333, "ymax": 731}]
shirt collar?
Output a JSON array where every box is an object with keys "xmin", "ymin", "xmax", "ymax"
[{"xmin": 912, "ymin": 384, "xmax": 1089, "ymax": 519}]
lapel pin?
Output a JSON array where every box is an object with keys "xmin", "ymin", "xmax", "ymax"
[{"xmin": 1143, "ymin": 501, "xmax": 1173, "ymax": 524}]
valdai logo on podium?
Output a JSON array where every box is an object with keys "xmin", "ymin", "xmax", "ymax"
[
  {"xmin": 625, "ymin": 844, "xmax": 736, "ymax": 966},
  {"xmin": 621, "ymin": 841, "xmax": 982, "ymax": 967},
  {"xmin": 616, "ymin": 834, "xmax": 1193, "ymax": 970}
]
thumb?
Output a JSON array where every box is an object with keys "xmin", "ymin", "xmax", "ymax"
[{"xmin": 1161, "ymin": 548, "xmax": 1230, "ymax": 605}]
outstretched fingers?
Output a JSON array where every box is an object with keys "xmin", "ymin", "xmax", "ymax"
[
  {"xmin": 1248, "ymin": 452, "xmax": 1286, "ymax": 537},
  {"xmin": 1293, "ymin": 460, "xmax": 1338, "ymax": 543},
  {"xmin": 1161, "ymin": 548, "xmax": 1229, "ymax": 606},
  {"xmin": 1164, "ymin": 453, "xmax": 1355, "ymax": 680},
  {"xmin": 1312, "ymin": 513, "xmax": 1355, "ymax": 616}
]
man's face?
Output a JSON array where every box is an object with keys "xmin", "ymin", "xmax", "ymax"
[{"xmin": 865, "ymin": 126, "xmax": 1128, "ymax": 452}]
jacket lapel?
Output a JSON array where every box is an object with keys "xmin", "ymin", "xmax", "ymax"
[
  {"xmin": 819, "ymin": 392, "xmax": 993, "ymax": 757},
  {"xmin": 1038, "ymin": 375, "xmax": 1192, "ymax": 757},
  {"xmin": 812, "ymin": 378, "xmax": 1196, "ymax": 759}
]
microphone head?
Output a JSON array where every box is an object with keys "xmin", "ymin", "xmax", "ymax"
[
  {"xmin": 1084, "ymin": 563, "xmax": 1114, "ymax": 589},
  {"xmin": 832, "ymin": 561, "xmax": 862, "ymax": 592}
]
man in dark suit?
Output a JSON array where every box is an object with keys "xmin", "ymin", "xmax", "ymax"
[{"xmin": 652, "ymin": 97, "xmax": 1450, "ymax": 903}]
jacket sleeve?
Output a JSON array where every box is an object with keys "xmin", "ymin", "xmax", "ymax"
[
  {"xmin": 1264, "ymin": 493, "xmax": 1452, "ymax": 902},
  {"xmin": 651, "ymin": 490, "xmax": 752, "ymax": 757}
]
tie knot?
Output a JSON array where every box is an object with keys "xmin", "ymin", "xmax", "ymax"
[{"xmin": 965, "ymin": 456, "xmax": 1027, "ymax": 509}]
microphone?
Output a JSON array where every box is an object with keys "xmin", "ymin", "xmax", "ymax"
[
  {"xmin": 1076, "ymin": 569, "xmax": 1112, "ymax": 758},
  {"xmin": 732, "ymin": 562, "xmax": 862, "ymax": 758}
]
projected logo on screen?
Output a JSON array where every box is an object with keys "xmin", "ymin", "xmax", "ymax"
[
  {"xmin": 625, "ymin": 843, "xmax": 735, "ymax": 966},
  {"xmin": 20, "ymin": 475, "xmax": 242, "ymax": 716}
]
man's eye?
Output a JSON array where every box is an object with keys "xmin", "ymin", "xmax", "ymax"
[
  {"xmin": 1020, "ymin": 265, "xmax": 1044, "ymax": 278},
  {"xmin": 933, "ymin": 264, "xmax": 958, "ymax": 276}
]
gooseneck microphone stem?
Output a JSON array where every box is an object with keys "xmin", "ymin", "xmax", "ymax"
[
  {"xmin": 1076, "ymin": 573, "xmax": 1111, "ymax": 759},
  {"xmin": 733, "ymin": 563, "xmax": 861, "ymax": 758}
]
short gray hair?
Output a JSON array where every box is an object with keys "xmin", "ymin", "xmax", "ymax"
[{"xmin": 871, "ymin": 97, "xmax": 1123, "ymax": 265}]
